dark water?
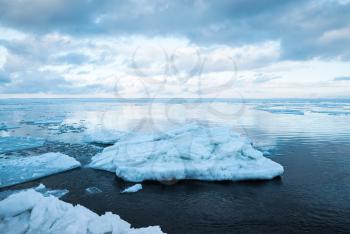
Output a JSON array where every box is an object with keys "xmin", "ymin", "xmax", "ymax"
[
  {"xmin": 1, "ymin": 99, "xmax": 350, "ymax": 233},
  {"xmin": 4, "ymin": 138, "xmax": 349, "ymax": 234}
]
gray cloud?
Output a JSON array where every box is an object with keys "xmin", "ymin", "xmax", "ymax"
[
  {"xmin": 0, "ymin": 70, "xmax": 109, "ymax": 94},
  {"xmin": 0, "ymin": 70, "xmax": 10, "ymax": 83},
  {"xmin": 1, "ymin": 0, "xmax": 350, "ymax": 60},
  {"xmin": 54, "ymin": 53, "xmax": 90, "ymax": 65},
  {"xmin": 253, "ymin": 74, "xmax": 280, "ymax": 84}
]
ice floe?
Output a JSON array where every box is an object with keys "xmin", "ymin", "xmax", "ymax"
[
  {"xmin": 255, "ymin": 106, "xmax": 304, "ymax": 115},
  {"xmin": 0, "ymin": 152, "xmax": 81, "ymax": 188},
  {"xmin": 0, "ymin": 136, "xmax": 45, "ymax": 153},
  {"xmin": 0, "ymin": 184, "xmax": 69, "ymax": 201},
  {"xmin": 0, "ymin": 189, "xmax": 164, "ymax": 234},
  {"xmin": 83, "ymin": 130, "xmax": 125, "ymax": 144},
  {"xmin": 121, "ymin": 184, "xmax": 143, "ymax": 193},
  {"xmin": 89, "ymin": 122, "xmax": 284, "ymax": 182},
  {"xmin": 21, "ymin": 119, "xmax": 63, "ymax": 125},
  {"xmin": 85, "ymin": 187, "xmax": 102, "ymax": 194}
]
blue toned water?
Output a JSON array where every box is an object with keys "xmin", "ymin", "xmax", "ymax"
[{"xmin": 0, "ymin": 98, "xmax": 350, "ymax": 233}]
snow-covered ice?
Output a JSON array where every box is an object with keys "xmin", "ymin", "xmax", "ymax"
[
  {"xmin": 0, "ymin": 136, "xmax": 45, "ymax": 153},
  {"xmin": 0, "ymin": 189, "xmax": 164, "ymax": 234},
  {"xmin": 89, "ymin": 122, "xmax": 284, "ymax": 182},
  {"xmin": 0, "ymin": 152, "xmax": 81, "ymax": 188},
  {"xmin": 0, "ymin": 184, "xmax": 69, "ymax": 201},
  {"xmin": 121, "ymin": 184, "xmax": 143, "ymax": 193}
]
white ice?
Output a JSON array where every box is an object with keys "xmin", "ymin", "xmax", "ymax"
[
  {"xmin": 0, "ymin": 189, "xmax": 164, "ymax": 234},
  {"xmin": 0, "ymin": 184, "xmax": 69, "ymax": 201},
  {"xmin": 0, "ymin": 152, "xmax": 81, "ymax": 188},
  {"xmin": 0, "ymin": 136, "xmax": 45, "ymax": 153},
  {"xmin": 83, "ymin": 130, "xmax": 125, "ymax": 144},
  {"xmin": 121, "ymin": 184, "xmax": 143, "ymax": 193},
  {"xmin": 89, "ymin": 122, "xmax": 284, "ymax": 182}
]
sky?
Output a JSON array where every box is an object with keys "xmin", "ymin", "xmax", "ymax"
[{"xmin": 0, "ymin": 0, "xmax": 350, "ymax": 99}]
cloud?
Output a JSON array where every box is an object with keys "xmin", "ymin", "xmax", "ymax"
[
  {"xmin": 0, "ymin": 70, "xmax": 10, "ymax": 83},
  {"xmin": 319, "ymin": 27, "xmax": 350, "ymax": 44},
  {"xmin": 0, "ymin": 0, "xmax": 350, "ymax": 60},
  {"xmin": 54, "ymin": 53, "xmax": 90, "ymax": 65},
  {"xmin": 0, "ymin": 0, "xmax": 350, "ymax": 98},
  {"xmin": 334, "ymin": 76, "xmax": 350, "ymax": 81}
]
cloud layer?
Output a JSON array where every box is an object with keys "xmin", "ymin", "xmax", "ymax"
[{"xmin": 0, "ymin": 0, "xmax": 349, "ymax": 98}]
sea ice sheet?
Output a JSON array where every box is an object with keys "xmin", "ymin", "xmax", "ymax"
[
  {"xmin": 0, "ymin": 136, "xmax": 45, "ymax": 153},
  {"xmin": 0, "ymin": 152, "xmax": 81, "ymax": 188},
  {"xmin": 89, "ymin": 122, "xmax": 284, "ymax": 182},
  {"xmin": 0, "ymin": 189, "xmax": 164, "ymax": 234}
]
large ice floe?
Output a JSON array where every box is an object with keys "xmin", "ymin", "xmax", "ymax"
[
  {"xmin": 89, "ymin": 122, "xmax": 284, "ymax": 182},
  {"xmin": 0, "ymin": 189, "xmax": 164, "ymax": 234},
  {"xmin": 0, "ymin": 153, "xmax": 81, "ymax": 188}
]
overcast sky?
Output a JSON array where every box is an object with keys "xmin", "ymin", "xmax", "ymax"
[{"xmin": 0, "ymin": 0, "xmax": 349, "ymax": 98}]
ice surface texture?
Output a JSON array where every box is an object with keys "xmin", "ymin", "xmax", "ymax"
[
  {"xmin": 0, "ymin": 153, "xmax": 81, "ymax": 188},
  {"xmin": 89, "ymin": 122, "xmax": 284, "ymax": 182},
  {"xmin": 0, "ymin": 189, "xmax": 164, "ymax": 234},
  {"xmin": 0, "ymin": 136, "xmax": 45, "ymax": 153}
]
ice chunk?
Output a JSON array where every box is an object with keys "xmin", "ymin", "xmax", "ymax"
[
  {"xmin": 89, "ymin": 123, "xmax": 284, "ymax": 182},
  {"xmin": 0, "ymin": 136, "xmax": 45, "ymax": 153},
  {"xmin": 0, "ymin": 184, "xmax": 69, "ymax": 201},
  {"xmin": 0, "ymin": 152, "xmax": 81, "ymax": 188},
  {"xmin": 33, "ymin": 119, "xmax": 63, "ymax": 125},
  {"xmin": 0, "ymin": 189, "xmax": 164, "ymax": 234},
  {"xmin": 85, "ymin": 187, "xmax": 102, "ymax": 194},
  {"xmin": 34, "ymin": 184, "xmax": 69, "ymax": 198},
  {"xmin": 121, "ymin": 184, "xmax": 143, "ymax": 193}
]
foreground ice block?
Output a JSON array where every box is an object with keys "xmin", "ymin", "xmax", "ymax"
[
  {"xmin": 0, "ymin": 136, "xmax": 45, "ymax": 153},
  {"xmin": 0, "ymin": 152, "xmax": 81, "ymax": 188},
  {"xmin": 0, "ymin": 190, "xmax": 164, "ymax": 234},
  {"xmin": 89, "ymin": 122, "xmax": 284, "ymax": 182}
]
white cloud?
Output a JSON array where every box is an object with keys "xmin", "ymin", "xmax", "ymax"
[
  {"xmin": 319, "ymin": 27, "xmax": 350, "ymax": 43},
  {"xmin": 0, "ymin": 28, "xmax": 349, "ymax": 98},
  {"xmin": 0, "ymin": 46, "xmax": 8, "ymax": 69}
]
